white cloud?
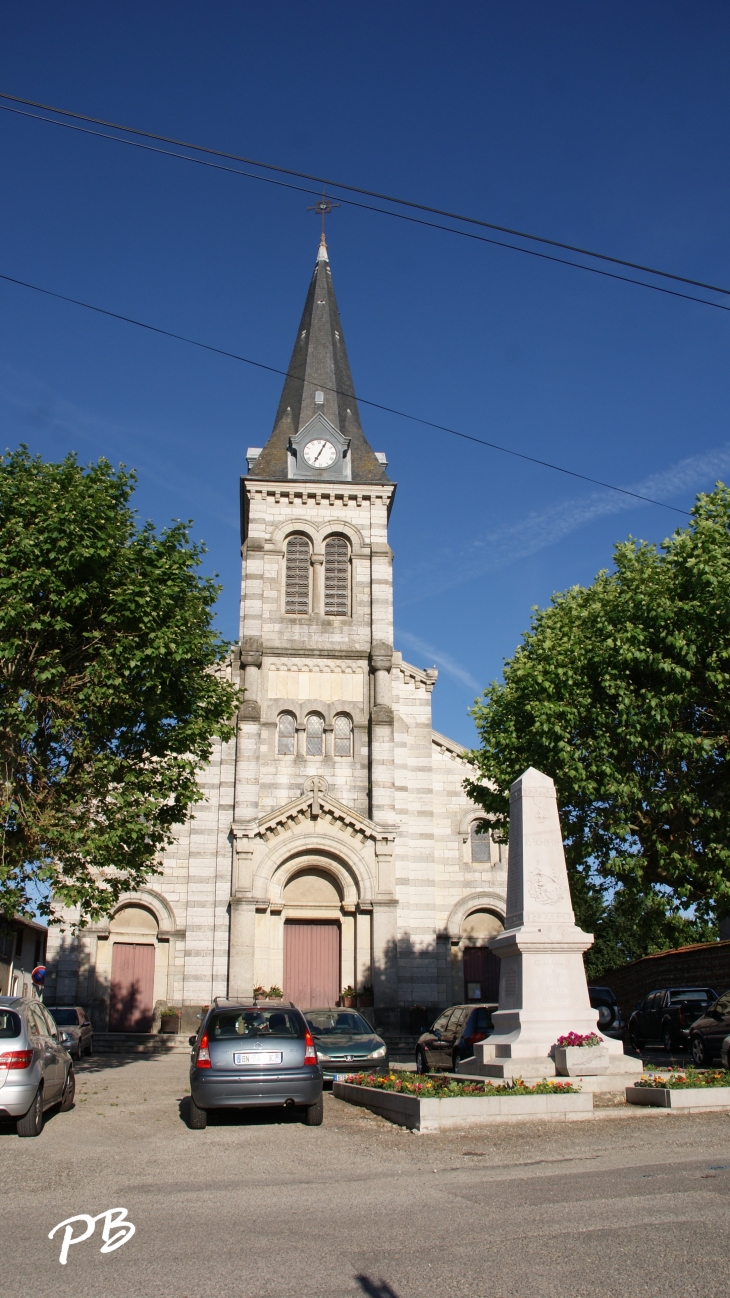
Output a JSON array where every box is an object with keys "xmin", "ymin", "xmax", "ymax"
[
  {"xmin": 396, "ymin": 629, "xmax": 480, "ymax": 691},
  {"xmin": 398, "ymin": 441, "xmax": 730, "ymax": 606}
]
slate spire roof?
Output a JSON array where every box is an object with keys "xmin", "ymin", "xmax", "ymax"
[{"xmin": 248, "ymin": 236, "xmax": 390, "ymax": 484}]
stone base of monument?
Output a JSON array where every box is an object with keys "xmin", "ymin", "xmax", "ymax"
[{"xmin": 456, "ymin": 1048, "xmax": 642, "ymax": 1094}]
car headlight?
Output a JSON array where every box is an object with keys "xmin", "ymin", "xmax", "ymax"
[
  {"xmin": 60, "ymin": 1032, "xmax": 72, "ymax": 1045},
  {"xmin": 370, "ymin": 1044, "xmax": 387, "ymax": 1059}
]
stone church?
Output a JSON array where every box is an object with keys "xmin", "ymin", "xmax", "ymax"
[{"xmin": 47, "ymin": 235, "xmax": 508, "ymax": 1036}]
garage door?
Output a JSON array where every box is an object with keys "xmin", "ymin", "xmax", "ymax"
[
  {"xmin": 109, "ymin": 942, "xmax": 156, "ymax": 1032},
  {"xmin": 284, "ymin": 922, "xmax": 340, "ymax": 1009}
]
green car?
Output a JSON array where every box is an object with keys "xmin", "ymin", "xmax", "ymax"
[{"xmin": 305, "ymin": 1009, "xmax": 388, "ymax": 1081}]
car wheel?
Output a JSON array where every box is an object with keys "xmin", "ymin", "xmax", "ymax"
[
  {"xmin": 86, "ymin": 1037, "xmax": 93, "ymax": 1057},
  {"xmin": 60, "ymin": 1068, "xmax": 76, "ymax": 1112},
  {"xmin": 662, "ymin": 1025, "xmax": 675, "ymax": 1054},
  {"xmin": 691, "ymin": 1034, "xmax": 710, "ymax": 1067},
  {"xmin": 17, "ymin": 1086, "xmax": 44, "ymax": 1137},
  {"xmin": 416, "ymin": 1047, "xmax": 429, "ymax": 1075},
  {"xmin": 629, "ymin": 1031, "xmax": 644, "ymax": 1054},
  {"xmin": 187, "ymin": 1095, "xmax": 207, "ymax": 1129},
  {"xmin": 303, "ymin": 1095, "xmax": 324, "ymax": 1126}
]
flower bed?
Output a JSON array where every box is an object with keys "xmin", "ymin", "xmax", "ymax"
[
  {"xmin": 636, "ymin": 1068, "xmax": 730, "ymax": 1089},
  {"xmin": 334, "ymin": 1072, "xmax": 592, "ymax": 1130},
  {"xmin": 627, "ymin": 1068, "xmax": 730, "ymax": 1111},
  {"xmin": 342, "ymin": 1071, "xmax": 577, "ymax": 1097},
  {"xmin": 555, "ymin": 1033, "xmax": 602, "ymax": 1049}
]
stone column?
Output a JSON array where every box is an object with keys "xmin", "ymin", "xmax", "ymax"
[
  {"xmin": 311, "ymin": 553, "xmax": 324, "ymax": 615},
  {"xmin": 369, "ymin": 641, "xmax": 395, "ymax": 825},
  {"xmin": 371, "ymin": 898, "xmax": 398, "ymax": 1007},
  {"xmin": 228, "ymin": 898, "xmax": 256, "ymax": 1000}
]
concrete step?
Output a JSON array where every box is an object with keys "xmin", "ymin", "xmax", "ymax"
[{"xmin": 93, "ymin": 1032, "xmax": 191, "ymax": 1055}]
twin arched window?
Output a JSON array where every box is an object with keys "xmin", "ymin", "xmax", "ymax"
[
  {"xmin": 285, "ymin": 535, "xmax": 310, "ymax": 614},
  {"xmin": 284, "ymin": 533, "xmax": 350, "ymax": 616}
]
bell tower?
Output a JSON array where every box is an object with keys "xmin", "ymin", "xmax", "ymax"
[{"xmin": 229, "ymin": 234, "xmax": 399, "ymax": 1002}]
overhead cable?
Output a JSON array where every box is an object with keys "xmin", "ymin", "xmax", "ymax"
[
  {"xmin": 0, "ymin": 267, "xmax": 689, "ymax": 516},
  {"xmin": 0, "ymin": 90, "xmax": 728, "ymax": 302},
  {"xmin": 1, "ymin": 104, "xmax": 729, "ymax": 319}
]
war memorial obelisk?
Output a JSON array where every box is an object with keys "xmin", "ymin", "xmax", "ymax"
[{"xmin": 461, "ymin": 767, "xmax": 641, "ymax": 1083}]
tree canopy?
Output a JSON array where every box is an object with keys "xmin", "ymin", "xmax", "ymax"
[
  {"xmin": 0, "ymin": 448, "xmax": 238, "ymax": 923},
  {"xmin": 466, "ymin": 485, "xmax": 730, "ymax": 971}
]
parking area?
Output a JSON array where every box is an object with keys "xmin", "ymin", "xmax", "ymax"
[{"xmin": 3, "ymin": 1051, "xmax": 730, "ymax": 1297}]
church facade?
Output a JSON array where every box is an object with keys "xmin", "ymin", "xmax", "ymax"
[{"xmin": 46, "ymin": 236, "xmax": 507, "ymax": 1036}]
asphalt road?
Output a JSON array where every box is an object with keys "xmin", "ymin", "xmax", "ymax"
[{"xmin": 3, "ymin": 1051, "xmax": 730, "ymax": 1298}]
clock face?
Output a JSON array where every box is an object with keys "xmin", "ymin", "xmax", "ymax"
[{"xmin": 303, "ymin": 438, "xmax": 337, "ymax": 469}]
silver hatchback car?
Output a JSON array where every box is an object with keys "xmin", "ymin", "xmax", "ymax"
[
  {"xmin": 0, "ymin": 997, "xmax": 75, "ymax": 1136},
  {"xmin": 188, "ymin": 999, "xmax": 323, "ymax": 1129}
]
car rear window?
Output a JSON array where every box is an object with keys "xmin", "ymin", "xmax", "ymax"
[
  {"xmin": 475, "ymin": 1008, "xmax": 494, "ymax": 1030},
  {"xmin": 0, "ymin": 1010, "xmax": 21, "ymax": 1039},
  {"xmin": 669, "ymin": 990, "xmax": 713, "ymax": 1003},
  {"xmin": 306, "ymin": 1012, "xmax": 372, "ymax": 1035},
  {"xmin": 209, "ymin": 1008, "xmax": 302, "ymax": 1039},
  {"xmin": 48, "ymin": 1009, "xmax": 79, "ymax": 1026}
]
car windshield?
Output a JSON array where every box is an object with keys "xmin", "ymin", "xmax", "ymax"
[
  {"xmin": 306, "ymin": 1012, "xmax": 373, "ymax": 1036},
  {"xmin": 0, "ymin": 1010, "xmax": 21, "ymax": 1038},
  {"xmin": 209, "ymin": 1008, "xmax": 301, "ymax": 1039},
  {"xmin": 48, "ymin": 1009, "xmax": 78, "ymax": 1026},
  {"xmin": 669, "ymin": 990, "xmax": 712, "ymax": 1003}
]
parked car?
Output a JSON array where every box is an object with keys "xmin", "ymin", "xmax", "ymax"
[
  {"xmin": 416, "ymin": 1003, "xmax": 497, "ymax": 1074},
  {"xmin": 305, "ymin": 1009, "xmax": 388, "ymax": 1081},
  {"xmin": 46, "ymin": 1006, "xmax": 93, "ymax": 1060},
  {"xmin": 588, "ymin": 986, "xmax": 624, "ymax": 1040},
  {"xmin": 628, "ymin": 986, "xmax": 718, "ymax": 1053},
  {"xmin": 688, "ymin": 989, "xmax": 730, "ymax": 1066},
  {"xmin": 188, "ymin": 999, "xmax": 323, "ymax": 1130},
  {"xmin": 0, "ymin": 996, "xmax": 75, "ymax": 1136}
]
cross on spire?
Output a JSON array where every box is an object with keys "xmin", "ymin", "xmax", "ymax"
[{"xmin": 307, "ymin": 190, "xmax": 340, "ymax": 240}]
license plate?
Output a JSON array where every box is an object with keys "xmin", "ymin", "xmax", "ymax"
[
  {"xmin": 233, "ymin": 1052, "xmax": 283, "ymax": 1066},
  {"xmin": 334, "ymin": 1072, "xmax": 354, "ymax": 1081}
]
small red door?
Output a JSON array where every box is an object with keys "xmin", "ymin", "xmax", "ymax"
[
  {"xmin": 284, "ymin": 922, "xmax": 340, "ymax": 1009},
  {"xmin": 109, "ymin": 942, "xmax": 156, "ymax": 1031},
  {"xmin": 463, "ymin": 946, "xmax": 501, "ymax": 1003}
]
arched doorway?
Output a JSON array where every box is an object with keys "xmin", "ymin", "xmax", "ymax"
[
  {"xmin": 108, "ymin": 905, "xmax": 158, "ymax": 1031},
  {"xmin": 461, "ymin": 910, "xmax": 504, "ymax": 1003},
  {"xmin": 282, "ymin": 868, "xmax": 342, "ymax": 1008}
]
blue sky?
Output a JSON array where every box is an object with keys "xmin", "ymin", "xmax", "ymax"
[{"xmin": 2, "ymin": 3, "xmax": 730, "ymax": 745}]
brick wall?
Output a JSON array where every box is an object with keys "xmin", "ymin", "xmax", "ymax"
[{"xmin": 600, "ymin": 941, "xmax": 730, "ymax": 1018}]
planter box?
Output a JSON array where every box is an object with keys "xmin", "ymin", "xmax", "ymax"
[
  {"xmin": 626, "ymin": 1084, "xmax": 730, "ymax": 1111},
  {"xmin": 159, "ymin": 1015, "xmax": 180, "ymax": 1034},
  {"xmin": 333, "ymin": 1080, "xmax": 593, "ymax": 1131},
  {"xmin": 555, "ymin": 1045, "xmax": 609, "ymax": 1077}
]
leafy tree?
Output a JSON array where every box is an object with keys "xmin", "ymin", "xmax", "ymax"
[
  {"xmin": 466, "ymin": 485, "xmax": 730, "ymax": 963},
  {"xmin": 0, "ymin": 448, "xmax": 238, "ymax": 923}
]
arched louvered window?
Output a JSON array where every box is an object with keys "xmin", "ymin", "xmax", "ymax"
[
  {"xmin": 306, "ymin": 713, "xmax": 324, "ymax": 757},
  {"xmin": 324, "ymin": 536, "xmax": 350, "ymax": 617},
  {"xmin": 334, "ymin": 714, "xmax": 353, "ymax": 757},
  {"xmin": 285, "ymin": 535, "xmax": 310, "ymax": 614},
  {"xmin": 470, "ymin": 820, "xmax": 491, "ymax": 863},
  {"xmin": 277, "ymin": 712, "xmax": 296, "ymax": 756}
]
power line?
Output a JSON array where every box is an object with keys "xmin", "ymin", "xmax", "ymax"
[
  {"xmin": 0, "ymin": 267, "xmax": 689, "ymax": 516},
  {"xmin": 1, "ymin": 90, "xmax": 728, "ymax": 302},
  {"xmin": 2, "ymin": 103, "xmax": 730, "ymax": 320}
]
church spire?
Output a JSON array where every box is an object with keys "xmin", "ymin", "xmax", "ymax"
[{"xmin": 248, "ymin": 239, "xmax": 390, "ymax": 484}]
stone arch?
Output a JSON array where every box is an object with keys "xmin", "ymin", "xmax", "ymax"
[
  {"xmin": 253, "ymin": 829, "xmax": 376, "ymax": 905},
  {"xmin": 97, "ymin": 887, "xmax": 182, "ymax": 938},
  {"xmin": 269, "ymin": 516, "xmax": 367, "ymax": 555},
  {"xmin": 445, "ymin": 891, "xmax": 506, "ymax": 941}
]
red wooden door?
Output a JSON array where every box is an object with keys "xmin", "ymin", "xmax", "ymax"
[
  {"xmin": 109, "ymin": 942, "xmax": 156, "ymax": 1031},
  {"xmin": 284, "ymin": 922, "xmax": 340, "ymax": 1009},
  {"xmin": 463, "ymin": 946, "xmax": 501, "ymax": 1003}
]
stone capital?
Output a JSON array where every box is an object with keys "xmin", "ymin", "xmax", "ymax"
[{"xmin": 239, "ymin": 636, "xmax": 264, "ymax": 668}]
